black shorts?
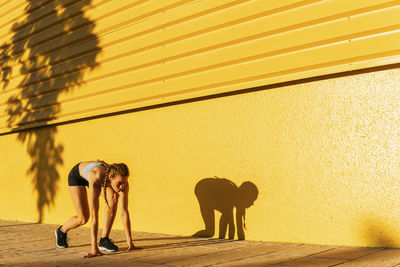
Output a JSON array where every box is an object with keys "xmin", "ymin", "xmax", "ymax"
[{"xmin": 68, "ymin": 163, "xmax": 89, "ymax": 187}]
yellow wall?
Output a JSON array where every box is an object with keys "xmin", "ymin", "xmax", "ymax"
[
  {"xmin": 1, "ymin": 0, "xmax": 400, "ymax": 248},
  {"xmin": 2, "ymin": 68, "xmax": 400, "ymax": 247},
  {"xmin": 1, "ymin": 0, "xmax": 399, "ymax": 132}
]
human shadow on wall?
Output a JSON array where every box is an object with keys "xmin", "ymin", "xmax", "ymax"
[
  {"xmin": 362, "ymin": 218, "xmax": 398, "ymax": 248},
  {"xmin": 193, "ymin": 177, "xmax": 259, "ymax": 240},
  {"xmin": 0, "ymin": 0, "xmax": 101, "ymax": 222}
]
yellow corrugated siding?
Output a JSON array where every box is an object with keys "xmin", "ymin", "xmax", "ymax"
[
  {"xmin": 0, "ymin": 0, "xmax": 31, "ymax": 30},
  {"xmin": 0, "ymin": 0, "xmax": 399, "ymax": 133}
]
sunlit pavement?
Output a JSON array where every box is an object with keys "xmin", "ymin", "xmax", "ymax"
[{"xmin": 1, "ymin": 220, "xmax": 400, "ymax": 267}]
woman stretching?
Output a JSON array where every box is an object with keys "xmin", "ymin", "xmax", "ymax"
[{"xmin": 55, "ymin": 160, "xmax": 138, "ymax": 257}]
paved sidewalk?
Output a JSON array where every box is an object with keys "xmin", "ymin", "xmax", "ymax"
[{"xmin": 1, "ymin": 220, "xmax": 400, "ymax": 266}]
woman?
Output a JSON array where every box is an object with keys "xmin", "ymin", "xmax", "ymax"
[{"xmin": 55, "ymin": 160, "xmax": 138, "ymax": 257}]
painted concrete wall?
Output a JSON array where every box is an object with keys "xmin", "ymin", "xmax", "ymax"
[
  {"xmin": 2, "ymin": 68, "xmax": 400, "ymax": 247},
  {"xmin": 1, "ymin": 0, "xmax": 400, "ymax": 248}
]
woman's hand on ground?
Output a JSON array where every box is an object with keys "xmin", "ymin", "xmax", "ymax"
[
  {"xmin": 83, "ymin": 247, "xmax": 103, "ymax": 258},
  {"xmin": 83, "ymin": 252, "xmax": 103, "ymax": 258},
  {"xmin": 127, "ymin": 242, "xmax": 142, "ymax": 251}
]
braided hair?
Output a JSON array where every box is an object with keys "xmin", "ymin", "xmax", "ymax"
[
  {"xmin": 238, "ymin": 181, "xmax": 258, "ymax": 230},
  {"xmin": 97, "ymin": 160, "xmax": 130, "ymax": 210}
]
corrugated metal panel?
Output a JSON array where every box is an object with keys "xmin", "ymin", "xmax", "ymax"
[{"xmin": 0, "ymin": 0, "xmax": 399, "ymax": 133}]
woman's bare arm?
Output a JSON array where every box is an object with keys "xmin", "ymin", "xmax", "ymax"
[
  {"xmin": 119, "ymin": 183, "xmax": 138, "ymax": 250},
  {"xmin": 236, "ymin": 206, "xmax": 245, "ymax": 240}
]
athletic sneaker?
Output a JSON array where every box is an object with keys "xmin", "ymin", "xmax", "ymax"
[
  {"xmin": 99, "ymin": 237, "xmax": 118, "ymax": 252},
  {"xmin": 55, "ymin": 226, "xmax": 68, "ymax": 248}
]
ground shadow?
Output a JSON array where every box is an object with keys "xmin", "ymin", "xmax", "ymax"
[
  {"xmin": 193, "ymin": 177, "xmax": 259, "ymax": 240},
  {"xmin": 119, "ymin": 238, "xmax": 235, "ymax": 252},
  {"xmin": 0, "ymin": 0, "xmax": 101, "ymax": 222},
  {"xmin": 69, "ymin": 237, "xmax": 234, "ymax": 250}
]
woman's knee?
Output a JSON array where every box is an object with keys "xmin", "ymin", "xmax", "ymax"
[
  {"xmin": 77, "ymin": 214, "xmax": 89, "ymax": 225},
  {"xmin": 104, "ymin": 197, "xmax": 118, "ymax": 217},
  {"xmin": 107, "ymin": 198, "xmax": 118, "ymax": 213},
  {"xmin": 104, "ymin": 189, "xmax": 118, "ymax": 211}
]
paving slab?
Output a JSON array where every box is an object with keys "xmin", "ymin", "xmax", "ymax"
[{"xmin": 0, "ymin": 220, "xmax": 400, "ymax": 266}]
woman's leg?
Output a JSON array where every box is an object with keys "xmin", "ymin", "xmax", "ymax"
[
  {"xmin": 192, "ymin": 198, "xmax": 215, "ymax": 237},
  {"xmin": 62, "ymin": 186, "xmax": 90, "ymax": 232},
  {"xmin": 98, "ymin": 187, "xmax": 119, "ymax": 251},
  {"xmin": 101, "ymin": 186, "xmax": 118, "ymax": 237}
]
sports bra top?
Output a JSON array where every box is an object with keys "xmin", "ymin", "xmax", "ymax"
[{"xmin": 82, "ymin": 162, "xmax": 107, "ymax": 178}]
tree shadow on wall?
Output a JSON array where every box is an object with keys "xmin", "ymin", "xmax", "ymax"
[
  {"xmin": 0, "ymin": 0, "xmax": 101, "ymax": 222},
  {"xmin": 193, "ymin": 177, "xmax": 259, "ymax": 240}
]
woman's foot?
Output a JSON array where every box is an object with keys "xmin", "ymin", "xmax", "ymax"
[
  {"xmin": 99, "ymin": 237, "xmax": 118, "ymax": 252},
  {"xmin": 55, "ymin": 226, "xmax": 68, "ymax": 248}
]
